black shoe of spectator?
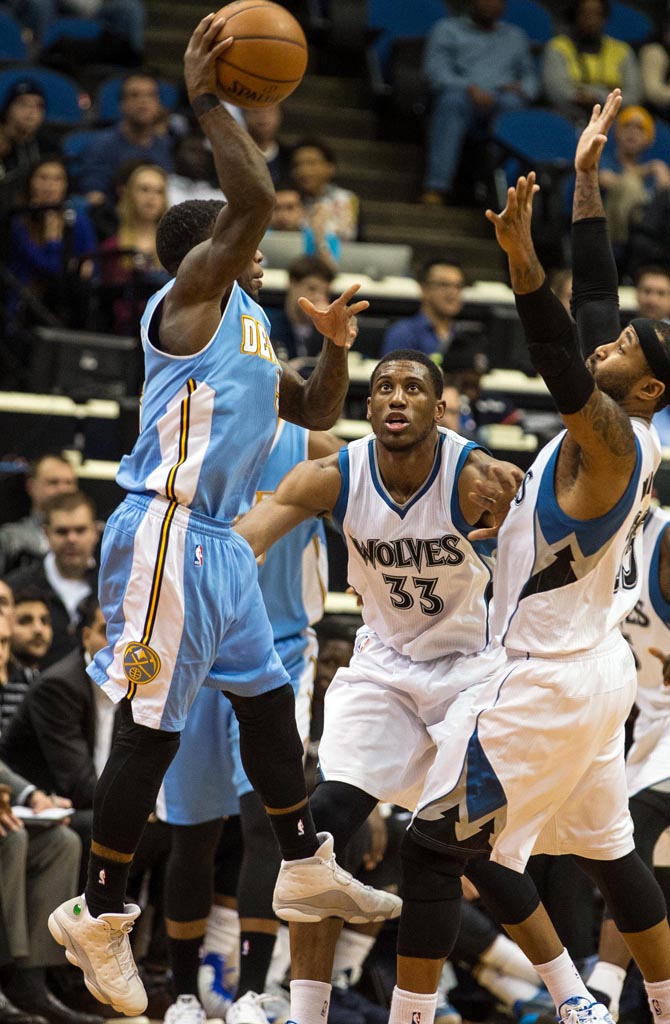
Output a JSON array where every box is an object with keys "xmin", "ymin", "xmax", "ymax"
[
  {"xmin": 330, "ymin": 986, "xmax": 388, "ymax": 1024},
  {"xmin": 0, "ymin": 992, "xmax": 49, "ymax": 1024},
  {"xmin": 6, "ymin": 991, "xmax": 104, "ymax": 1024}
]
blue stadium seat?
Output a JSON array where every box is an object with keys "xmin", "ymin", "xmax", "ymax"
[
  {"xmin": 606, "ymin": 1, "xmax": 654, "ymax": 45},
  {"xmin": 42, "ymin": 16, "xmax": 102, "ymax": 48},
  {"xmin": 503, "ymin": 0, "xmax": 554, "ymax": 45},
  {"xmin": 0, "ymin": 67, "xmax": 87, "ymax": 124},
  {"xmin": 62, "ymin": 129, "xmax": 99, "ymax": 181},
  {"xmin": 492, "ymin": 108, "xmax": 576, "ymax": 168},
  {"xmin": 367, "ymin": 0, "xmax": 445, "ymax": 71},
  {"xmin": 96, "ymin": 75, "xmax": 178, "ymax": 123},
  {"xmin": 0, "ymin": 11, "xmax": 28, "ymax": 61}
]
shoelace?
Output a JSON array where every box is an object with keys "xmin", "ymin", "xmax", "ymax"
[
  {"xmin": 166, "ymin": 1001, "xmax": 205, "ymax": 1024},
  {"xmin": 563, "ymin": 1003, "xmax": 603, "ymax": 1024},
  {"xmin": 107, "ymin": 922, "xmax": 139, "ymax": 981}
]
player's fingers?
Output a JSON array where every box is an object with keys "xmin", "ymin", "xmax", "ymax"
[
  {"xmin": 507, "ymin": 185, "xmax": 519, "ymax": 211},
  {"xmin": 336, "ymin": 282, "xmax": 363, "ymax": 305},
  {"xmin": 212, "ymin": 35, "xmax": 234, "ymax": 55},
  {"xmin": 348, "ymin": 299, "xmax": 370, "ymax": 316},
  {"xmin": 193, "ymin": 12, "xmax": 216, "ymax": 35},
  {"xmin": 468, "ymin": 526, "xmax": 498, "ymax": 541},
  {"xmin": 589, "ymin": 103, "xmax": 602, "ymax": 124},
  {"xmin": 297, "ymin": 296, "xmax": 317, "ymax": 315},
  {"xmin": 649, "ymin": 647, "xmax": 668, "ymax": 663},
  {"xmin": 484, "ymin": 209, "xmax": 501, "ymax": 225},
  {"xmin": 202, "ymin": 14, "xmax": 226, "ymax": 41}
]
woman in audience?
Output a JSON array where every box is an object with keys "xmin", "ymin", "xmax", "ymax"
[
  {"xmin": 640, "ymin": 17, "xmax": 670, "ymax": 120},
  {"xmin": 290, "ymin": 138, "xmax": 359, "ymax": 241},
  {"xmin": 6, "ymin": 157, "xmax": 96, "ymax": 335},
  {"xmin": 98, "ymin": 162, "xmax": 169, "ymax": 335}
]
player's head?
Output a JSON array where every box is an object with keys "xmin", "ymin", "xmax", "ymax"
[
  {"xmin": 368, "ymin": 349, "xmax": 445, "ymax": 451},
  {"xmin": 587, "ymin": 318, "xmax": 670, "ymax": 412},
  {"xmin": 156, "ymin": 199, "xmax": 225, "ymax": 275}
]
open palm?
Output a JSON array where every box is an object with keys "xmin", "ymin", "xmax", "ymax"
[
  {"xmin": 298, "ymin": 283, "xmax": 369, "ymax": 349},
  {"xmin": 574, "ymin": 89, "xmax": 622, "ymax": 174}
]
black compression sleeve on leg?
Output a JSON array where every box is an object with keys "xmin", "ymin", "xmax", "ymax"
[
  {"xmin": 451, "ymin": 898, "xmax": 501, "ymax": 964},
  {"xmin": 574, "ymin": 851, "xmax": 667, "ymax": 933},
  {"xmin": 464, "ymin": 858, "xmax": 541, "ymax": 927},
  {"xmin": 165, "ymin": 819, "xmax": 223, "ymax": 921},
  {"xmin": 571, "ymin": 217, "xmax": 621, "ymax": 357},
  {"xmin": 516, "ymin": 280, "xmax": 595, "ymax": 415},
  {"xmin": 309, "ymin": 781, "xmax": 379, "ymax": 857},
  {"xmin": 214, "ymin": 815, "xmax": 244, "ymax": 897},
  {"xmin": 93, "ymin": 700, "xmax": 180, "ymax": 854},
  {"xmin": 397, "ymin": 830, "xmax": 464, "ymax": 960},
  {"xmin": 237, "ymin": 791, "xmax": 281, "ymax": 920}
]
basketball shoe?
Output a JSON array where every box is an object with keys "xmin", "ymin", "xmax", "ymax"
[
  {"xmin": 225, "ymin": 991, "xmax": 273, "ymax": 1024},
  {"xmin": 558, "ymin": 996, "xmax": 616, "ymax": 1024},
  {"xmin": 48, "ymin": 896, "xmax": 147, "ymax": 1016},
  {"xmin": 164, "ymin": 995, "xmax": 207, "ymax": 1024},
  {"xmin": 272, "ymin": 832, "xmax": 402, "ymax": 924}
]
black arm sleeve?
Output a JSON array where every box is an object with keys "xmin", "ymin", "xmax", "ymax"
[
  {"xmin": 516, "ymin": 279, "xmax": 595, "ymax": 415},
  {"xmin": 570, "ymin": 217, "xmax": 621, "ymax": 357}
]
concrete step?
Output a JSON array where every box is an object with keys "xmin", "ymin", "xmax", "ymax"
[
  {"xmin": 282, "ymin": 98, "xmax": 380, "ymax": 139},
  {"xmin": 361, "ymin": 199, "xmax": 492, "ymax": 236}
]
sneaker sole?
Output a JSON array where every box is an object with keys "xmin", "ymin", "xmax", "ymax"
[
  {"xmin": 48, "ymin": 909, "xmax": 148, "ymax": 1016},
  {"xmin": 272, "ymin": 901, "xmax": 400, "ymax": 924}
]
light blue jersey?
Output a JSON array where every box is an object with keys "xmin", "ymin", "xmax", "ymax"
[{"xmin": 117, "ymin": 278, "xmax": 281, "ymax": 522}]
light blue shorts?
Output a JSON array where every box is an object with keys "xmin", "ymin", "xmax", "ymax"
[
  {"xmin": 88, "ymin": 493, "xmax": 289, "ymax": 731},
  {"xmin": 159, "ymin": 629, "xmax": 316, "ymax": 825}
]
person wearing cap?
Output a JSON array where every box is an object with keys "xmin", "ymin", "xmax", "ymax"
[
  {"xmin": 0, "ymin": 80, "xmax": 61, "ymax": 223},
  {"xmin": 599, "ymin": 104, "xmax": 670, "ymax": 247}
]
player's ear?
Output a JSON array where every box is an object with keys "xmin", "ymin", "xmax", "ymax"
[
  {"xmin": 639, "ymin": 377, "xmax": 665, "ymax": 406},
  {"xmin": 435, "ymin": 399, "xmax": 446, "ymax": 423},
  {"xmin": 366, "ymin": 396, "xmax": 372, "ymax": 422}
]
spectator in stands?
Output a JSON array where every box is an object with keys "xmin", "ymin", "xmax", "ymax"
[
  {"xmin": 244, "ymin": 104, "xmax": 291, "ymax": 186},
  {"xmin": 548, "ymin": 267, "xmax": 573, "ymax": 313},
  {"xmin": 6, "ymin": 158, "xmax": 96, "ymax": 335},
  {"xmin": 167, "ymin": 132, "xmax": 220, "ymax": 206},
  {"xmin": 635, "ymin": 264, "xmax": 670, "ymax": 321},
  {"xmin": 640, "ymin": 16, "xmax": 670, "ymax": 120},
  {"xmin": 0, "ymin": 454, "xmax": 76, "ymax": 577},
  {"xmin": 542, "ymin": 0, "xmax": 641, "ymax": 119},
  {"xmin": 1, "ymin": 588, "xmax": 53, "ymax": 735},
  {"xmin": 381, "ymin": 257, "xmax": 488, "ymax": 365},
  {"xmin": 268, "ymin": 187, "xmax": 340, "ymax": 268},
  {"xmin": 0, "ymin": 80, "xmax": 61, "ymax": 225},
  {"xmin": 443, "ymin": 347, "xmax": 523, "ymax": 440},
  {"xmin": 438, "ymin": 380, "xmax": 470, "ymax": 435},
  {"xmin": 0, "ymin": 585, "xmax": 13, "ymax": 625},
  {"xmin": 421, "ymin": 0, "xmax": 539, "ymax": 206},
  {"xmin": 266, "ymin": 254, "xmax": 335, "ymax": 362},
  {"xmin": 76, "ymin": 74, "xmax": 174, "ymax": 205},
  {"xmin": 5, "ymin": 492, "xmax": 98, "ymax": 669},
  {"xmin": 98, "ymin": 163, "xmax": 170, "ymax": 335},
  {"xmin": 599, "ymin": 104, "xmax": 670, "ymax": 247},
  {"xmin": 10, "ymin": 0, "xmax": 144, "ymax": 54},
  {"xmin": 290, "ymin": 138, "xmax": 359, "ymax": 240}
]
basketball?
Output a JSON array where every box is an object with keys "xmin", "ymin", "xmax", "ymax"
[{"xmin": 213, "ymin": 0, "xmax": 308, "ymax": 108}]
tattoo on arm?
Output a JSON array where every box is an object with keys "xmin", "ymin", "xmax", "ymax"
[
  {"xmin": 279, "ymin": 341, "xmax": 349, "ymax": 429},
  {"xmin": 509, "ymin": 249, "xmax": 545, "ymax": 294},
  {"xmin": 573, "ymin": 169, "xmax": 605, "ymax": 221},
  {"xmin": 577, "ymin": 389, "xmax": 636, "ymax": 458}
]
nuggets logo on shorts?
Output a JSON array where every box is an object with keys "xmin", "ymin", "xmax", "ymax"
[{"xmin": 123, "ymin": 642, "xmax": 161, "ymax": 684}]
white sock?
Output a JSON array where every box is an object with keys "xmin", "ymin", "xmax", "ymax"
[
  {"xmin": 389, "ymin": 985, "xmax": 439, "ymax": 1024},
  {"xmin": 331, "ymin": 930, "xmax": 375, "ymax": 987},
  {"xmin": 534, "ymin": 949, "xmax": 592, "ymax": 1009},
  {"xmin": 480, "ymin": 934, "xmax": 542, "ymax": 985},
  {"xmin": 474, "ymin": 966, "xmax": 542, "ymax": 1009},
  {"xmin": 645, "ymin": 978, "xmax": 670, "ymax": 1023},
  {"xmin": 203, "ymin": 904, "xmax": 239, "ymax": 957},
  {"xmin": 266, "ymin": 925, "xmax": 290, "ymax": 989},
  {"xmin": 290, "ymin": 979, "xmax": 331, "ymax": 1024},
  {"xmin": 587, "ymin": 962, "xmax": 627, "ymax": 1016}
]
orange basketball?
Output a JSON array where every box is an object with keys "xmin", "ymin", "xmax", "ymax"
[{"xmin": 213, "ymin": 0, "xmax": 308, "ymax": 108}]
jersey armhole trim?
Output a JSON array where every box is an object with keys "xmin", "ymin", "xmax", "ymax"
[{"xmin": 332, "ymin": 446, "xmax": 350, "ymax": 526}]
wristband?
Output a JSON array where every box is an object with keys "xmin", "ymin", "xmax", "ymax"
[{"xmin": 191, "ymin": 93, "xmax": 220, "ymax": 118}]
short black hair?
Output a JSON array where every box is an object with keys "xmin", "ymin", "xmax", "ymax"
[
  {"xmin": 566, "ymin": 0, "xmax": 610, "ymax": 22},
  {"xmin": 120, "ymin": 72, "xmax": 160, "ymax": 101},
  {"xmin": 635, "ymin": 265, "xmax": 670, "ymax": 286},
  {"xmin": 77, "ymin": 594, "xmax": 101, "ymax": 631},
  {"xmin": 12, "ymin": 586, "xmax": 51, "ymax": 610},
  {"xmin": 370, "ymin": 349, "xmax": 444, "ymax": 399},
  {"xmin": 288, "ymin": 255, "xmax": 335, "ymax": 284},
  {"xmin": 417, "ymin": 257, "xmax": 465, "ymax": 285},
  {"xmin": 291, "ymin": 138, "xmax": 336, "ymax": 165},
  {"xmin": 156, "ymin": 199, "xmax": 225, "ymax": 275}
]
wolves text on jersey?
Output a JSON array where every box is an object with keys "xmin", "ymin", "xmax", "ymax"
[{"xmin": 350, "ymin": 534, "xmax": 465, "ymax": 571}]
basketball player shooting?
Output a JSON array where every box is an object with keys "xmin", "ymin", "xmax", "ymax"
[{"xmin": 46, "ymin": 12, "xmax": 396, "ymax": 1018}]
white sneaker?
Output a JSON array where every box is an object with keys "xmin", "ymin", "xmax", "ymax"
[
  {"xmin": 272, "ymin": 831, "xmax": 402, "ymax": 924},
  {"xmin": 198, "ymin": 952, "xmax": 238, "ymax": 1018},
  {"xmin": 263, "ymin": 985, "xmax": 291, "ymax": 1024},
  {"xmin": 225, "ymin": 991, "xmax": 272, "ymax": 1024},
  {"xmin": 165, "ymin": 995, "xmax": 207, "ymax": 1024},
  {"xmin": 48, "ymin": 894, "xmax": 147, "ymax": 1016},
  {"xmin": 559, "ymin": 997, "xmax": 616, "ymax": 1024}
]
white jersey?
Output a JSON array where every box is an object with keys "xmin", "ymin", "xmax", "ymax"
[
  {"xmin": 333, "ymin": 427, "xmax": 494, "ymax": 661},
  {"xmin": 623, "ymin": 506, "xmax": 670, "ymax": 795},
  {"xmin": 492, "ymin": 419, "xmax": 660, "ymax": 656}
]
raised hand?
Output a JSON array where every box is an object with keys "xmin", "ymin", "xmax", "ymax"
[
  {"xmin": 574, "ymin": 89, "xmax": 622, "ymax": 174},
  {"xmin": 467, "ymin": 461, "xmax": 525, "ymax": 541},
  {"xmin": 184, "ymin": 12, "xmax": 234, "ymax": 101},
  {"xmin": 298, "ymin": 282, "xmax": 370, "ymax": 349},
  {"xmin": 485, "ymin": 172, "xmax": 540, "ymax": 256}
]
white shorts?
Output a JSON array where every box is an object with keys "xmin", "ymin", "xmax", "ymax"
[
  {"xmin": 318, "ymin": 628, "xmax": 497, "ymax": 811},
  {"xmin": 414, "ymin": 631, "xmax": 637, "ymax": 871}
]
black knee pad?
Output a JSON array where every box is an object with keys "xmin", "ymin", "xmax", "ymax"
[
  {"xmin": 397, "ymin": 830, "xmax": 464, "ymax": 960},
  {"xmin": 465, "ymin": 858, "xmax": 541, "ymax": 927},
  {"xmin": 166, "ymin": 819, "xmax": 223, "ymax": 921},
  {"xmin": 575, "ymin": 851, "xmax": 667, "ymax": 934},
  {"xmin": 214, "ymin": 815, "xmax": 244, "ymax": 899},
  {"xmin": 237, "ymin": 792, "xmax": 281, "ymax": 919},
  {"xmin": 225, "ymin": 684, "xmax": 305, "ymax": 808}
]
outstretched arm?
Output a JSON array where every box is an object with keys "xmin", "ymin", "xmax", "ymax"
[
  {"xmin": 278, "ymin": 283, "xmax": 369, "ymax": 430},
  {"xmin": 458, "ymin": 450, "xmax": 524, "ymax": 540},
  {"xmin": 169, "ymin": 14, "xmax": 275, "ymax": 307},
  {"xmin": 234, "ymin": 454, "xmax": 342, "ymax": 557},
  {"xmin": 571, "ymin": 90, "xmax": 623, "ymax": 356},
  {"xmin": 487, "ymin": 175, "xmax": 636, "ymax": 486}
]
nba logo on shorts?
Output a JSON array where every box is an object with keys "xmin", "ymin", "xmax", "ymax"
[
  {"xmin": 194, "ymin": 544, "xmax": 204, "ymax": 567},
  {"xmin": 411, "ymin": 1013, "xmax": 421, "ymax": 1024}
]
